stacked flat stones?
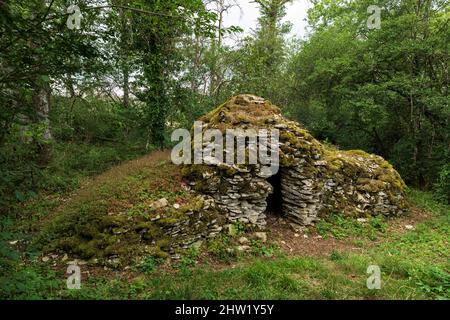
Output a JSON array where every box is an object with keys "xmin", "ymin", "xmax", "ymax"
[
  {"xmin": 183, "ymin": 94, "xmax": 407, "ymax": 228},
  {"xmin": 205, "ymin": 169, "xmax": 273, "ymax": 227},
  {"xmin": 276, "ymin": 121, "xmax": 408, "ymax": 226}
]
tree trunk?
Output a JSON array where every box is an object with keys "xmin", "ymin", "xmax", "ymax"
[
  {"xmin": 32, "ymin": 82, "xmax": 53, "ymax": 165},
  {"xmin": 123, "ymin": 63, "xmax": 130, "ymax": 108},
  {"xmin": 120, "ymin": 5, "xmax": 130, "ymax": 108}
]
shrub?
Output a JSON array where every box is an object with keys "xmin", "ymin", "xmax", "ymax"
[{"xmin": 433, "ymin": 164, "xmax": 450, "ymax": 204}]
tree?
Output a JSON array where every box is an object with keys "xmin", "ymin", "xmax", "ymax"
[
  {"xmin": 0, "ymin": 0, "xmax": 103, "ymax": 162},
  {"xmin": 128, "ymin": 0, "xmax": 216, "ymax": 149},
  {"xmin": 228, "ymin": 0, "xmax": 292, "ymax": 102},
  {"xmin": 285, "ymin": 0, "xmax": 449, "ymax": 188},
  {"xmin": 206, "ymin": 0, "xmax": 241, "ymax": 101}
]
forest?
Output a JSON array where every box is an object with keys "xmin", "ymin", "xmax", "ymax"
[{"xmin": 0, "ymin": 0, "xmax": 449, "ymax": 301}]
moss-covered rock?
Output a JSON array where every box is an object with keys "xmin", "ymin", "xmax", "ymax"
[
  {"xmin": 183, "ymin": 94, "xmax": 407, "ymax": 227},
  {"xmin": 36, "ymin": 95, "xmax": 407, "ymax": 267},
  {"xmin": 34, "ymin": 152, "xmax": 224, "ymax": 265}
]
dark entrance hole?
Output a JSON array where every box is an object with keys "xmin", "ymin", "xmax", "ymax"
[{"xmin": 266, "ymin": 171, "xmax": 283, "ymax": 215}]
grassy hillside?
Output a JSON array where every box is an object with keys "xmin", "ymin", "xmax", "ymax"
[{"xmin": 1, "ymin": 152, "xmax": 449, "ymax": 300}]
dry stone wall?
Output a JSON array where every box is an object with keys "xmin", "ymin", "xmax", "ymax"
[{"xmin": 183, "ymin": 94, "xmax": 408, "ymax": 228}]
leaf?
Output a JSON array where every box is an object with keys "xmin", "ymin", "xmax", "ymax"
[
  {"xmin": 14, "ymin": 191, "xmax": 25, "ymax": 202},
  {"xmin": 40, "ymin": 75, "xmax": 50, "ymax": 82}
]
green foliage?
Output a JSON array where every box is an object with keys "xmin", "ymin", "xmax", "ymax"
[
  {"xmin": 316, "ymin": 213, "xmax": 387, "ymax": 240},
  {"xmin": 407, "ymin": 188, "xmax": 449, "ymax": 216},
  {"xmin": 0, "ymin": 0, "xmax": 449, "ymax": 301},
  {"xmin": 0, "ymin": 126, "xmax": 42, "ymax": 211},
  {"xmin": 233, "ymin": 221, "xmax": 247, "ymax": 236},
  {"xmin": 250, "ymin": 240, "xmax": 278, "ymax": 257},
  {"xmin": 2, "ymin": 159, "xmax": 448, "ymax": 300},
  {"xmin": 207, "ymin": 235, "xmax": 236, "ymax": 262},
  {"xmin": 226, "ymin": 0, "xmax": 292, "ymax": 101},
  {"xmin": 130, "ymin": 0, "xmax": 217, "ymax": 148},
  {"xmin": 51, "ymin": 96, "xmax": 142, "ymax": 143},
  {"xmin": 433, "ymin": 164, "xmax": 450, "ymax": 204},
  {"xmin": 0, "ymin": 217, "xmax": 60, "ymax": 299},
  {"xmin": 140, "ymin": 256, "xmax": 164, "ymax": 274},
  {"xmin": 414, "ymin": 266, "xmax": 450, "ymax": 299},
  {"xmin": 0, "ymin": 0, "xmax": 219, "ymax": 213},
  {"xmin": 174, "ymin": 247, "xmax": 200, "ymax": 276},
  {"xmin": 0, "ymin": 95, "xmax": 149, "ymax": 214},
  {"xmin": 284, "ymin": 0, "xmax": 449, "ymax": 190},
  {"xmin": 329, "ymin": 250, "xmax": 343, "ymax": 261},
  {"xmin": 0, "ymin": 259, "xmax": 61, "ymax": 300}
]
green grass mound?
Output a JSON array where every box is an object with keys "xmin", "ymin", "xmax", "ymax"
[{"xmin": 34, "ymin": 151, "xmax": 222, "ymax": 267}]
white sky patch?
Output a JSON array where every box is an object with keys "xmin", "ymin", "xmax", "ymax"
[{"xmin": 220, "ymin": 0, "xmax": 311, "ymax": 45}]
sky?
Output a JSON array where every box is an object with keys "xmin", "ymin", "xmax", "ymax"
[{"xmin": 217, "ymin": 0, "xmax": 312, "ymax": 45}]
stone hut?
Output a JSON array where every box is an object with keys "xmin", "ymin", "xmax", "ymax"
[{"xmin": 183, "ymin": 94, "xmax": 408, "ymax": 228}]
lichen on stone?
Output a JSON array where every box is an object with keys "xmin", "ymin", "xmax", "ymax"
[
  {"xmin": 35, "ymin": 152, "xmax": 224, "ymax": 265},
  {"xmin": 35, "ymin": 95, "xmax": 408, "ymax": 266},
  {"xmin": 183, "ymin": 94, "xmax": 408, "ymax": 228}
]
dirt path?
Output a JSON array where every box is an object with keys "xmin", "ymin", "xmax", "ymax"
[{"xmin": 266, "ymin": 205, "xmax": 433, "ymax": 258}]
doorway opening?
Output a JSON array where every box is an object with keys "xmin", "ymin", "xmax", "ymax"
[{"xmin": 265, "ymin": 171, "xmax": 283, "ymax": 216}]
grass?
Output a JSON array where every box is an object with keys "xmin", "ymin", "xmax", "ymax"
[
  {"xmin": 59, "ymin": 200, "xmax": 447, "ymax": 300},
  {"xmin": 51, "ymin": 154, "xmax": 226, "ymax": 264},
  {"xmin": 1, "ymin": 156, "xmax": 449, "ymax": 300},
  {"xmin": 315, "ymin": 213, "xmax": 387, "ymax": 241}
]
